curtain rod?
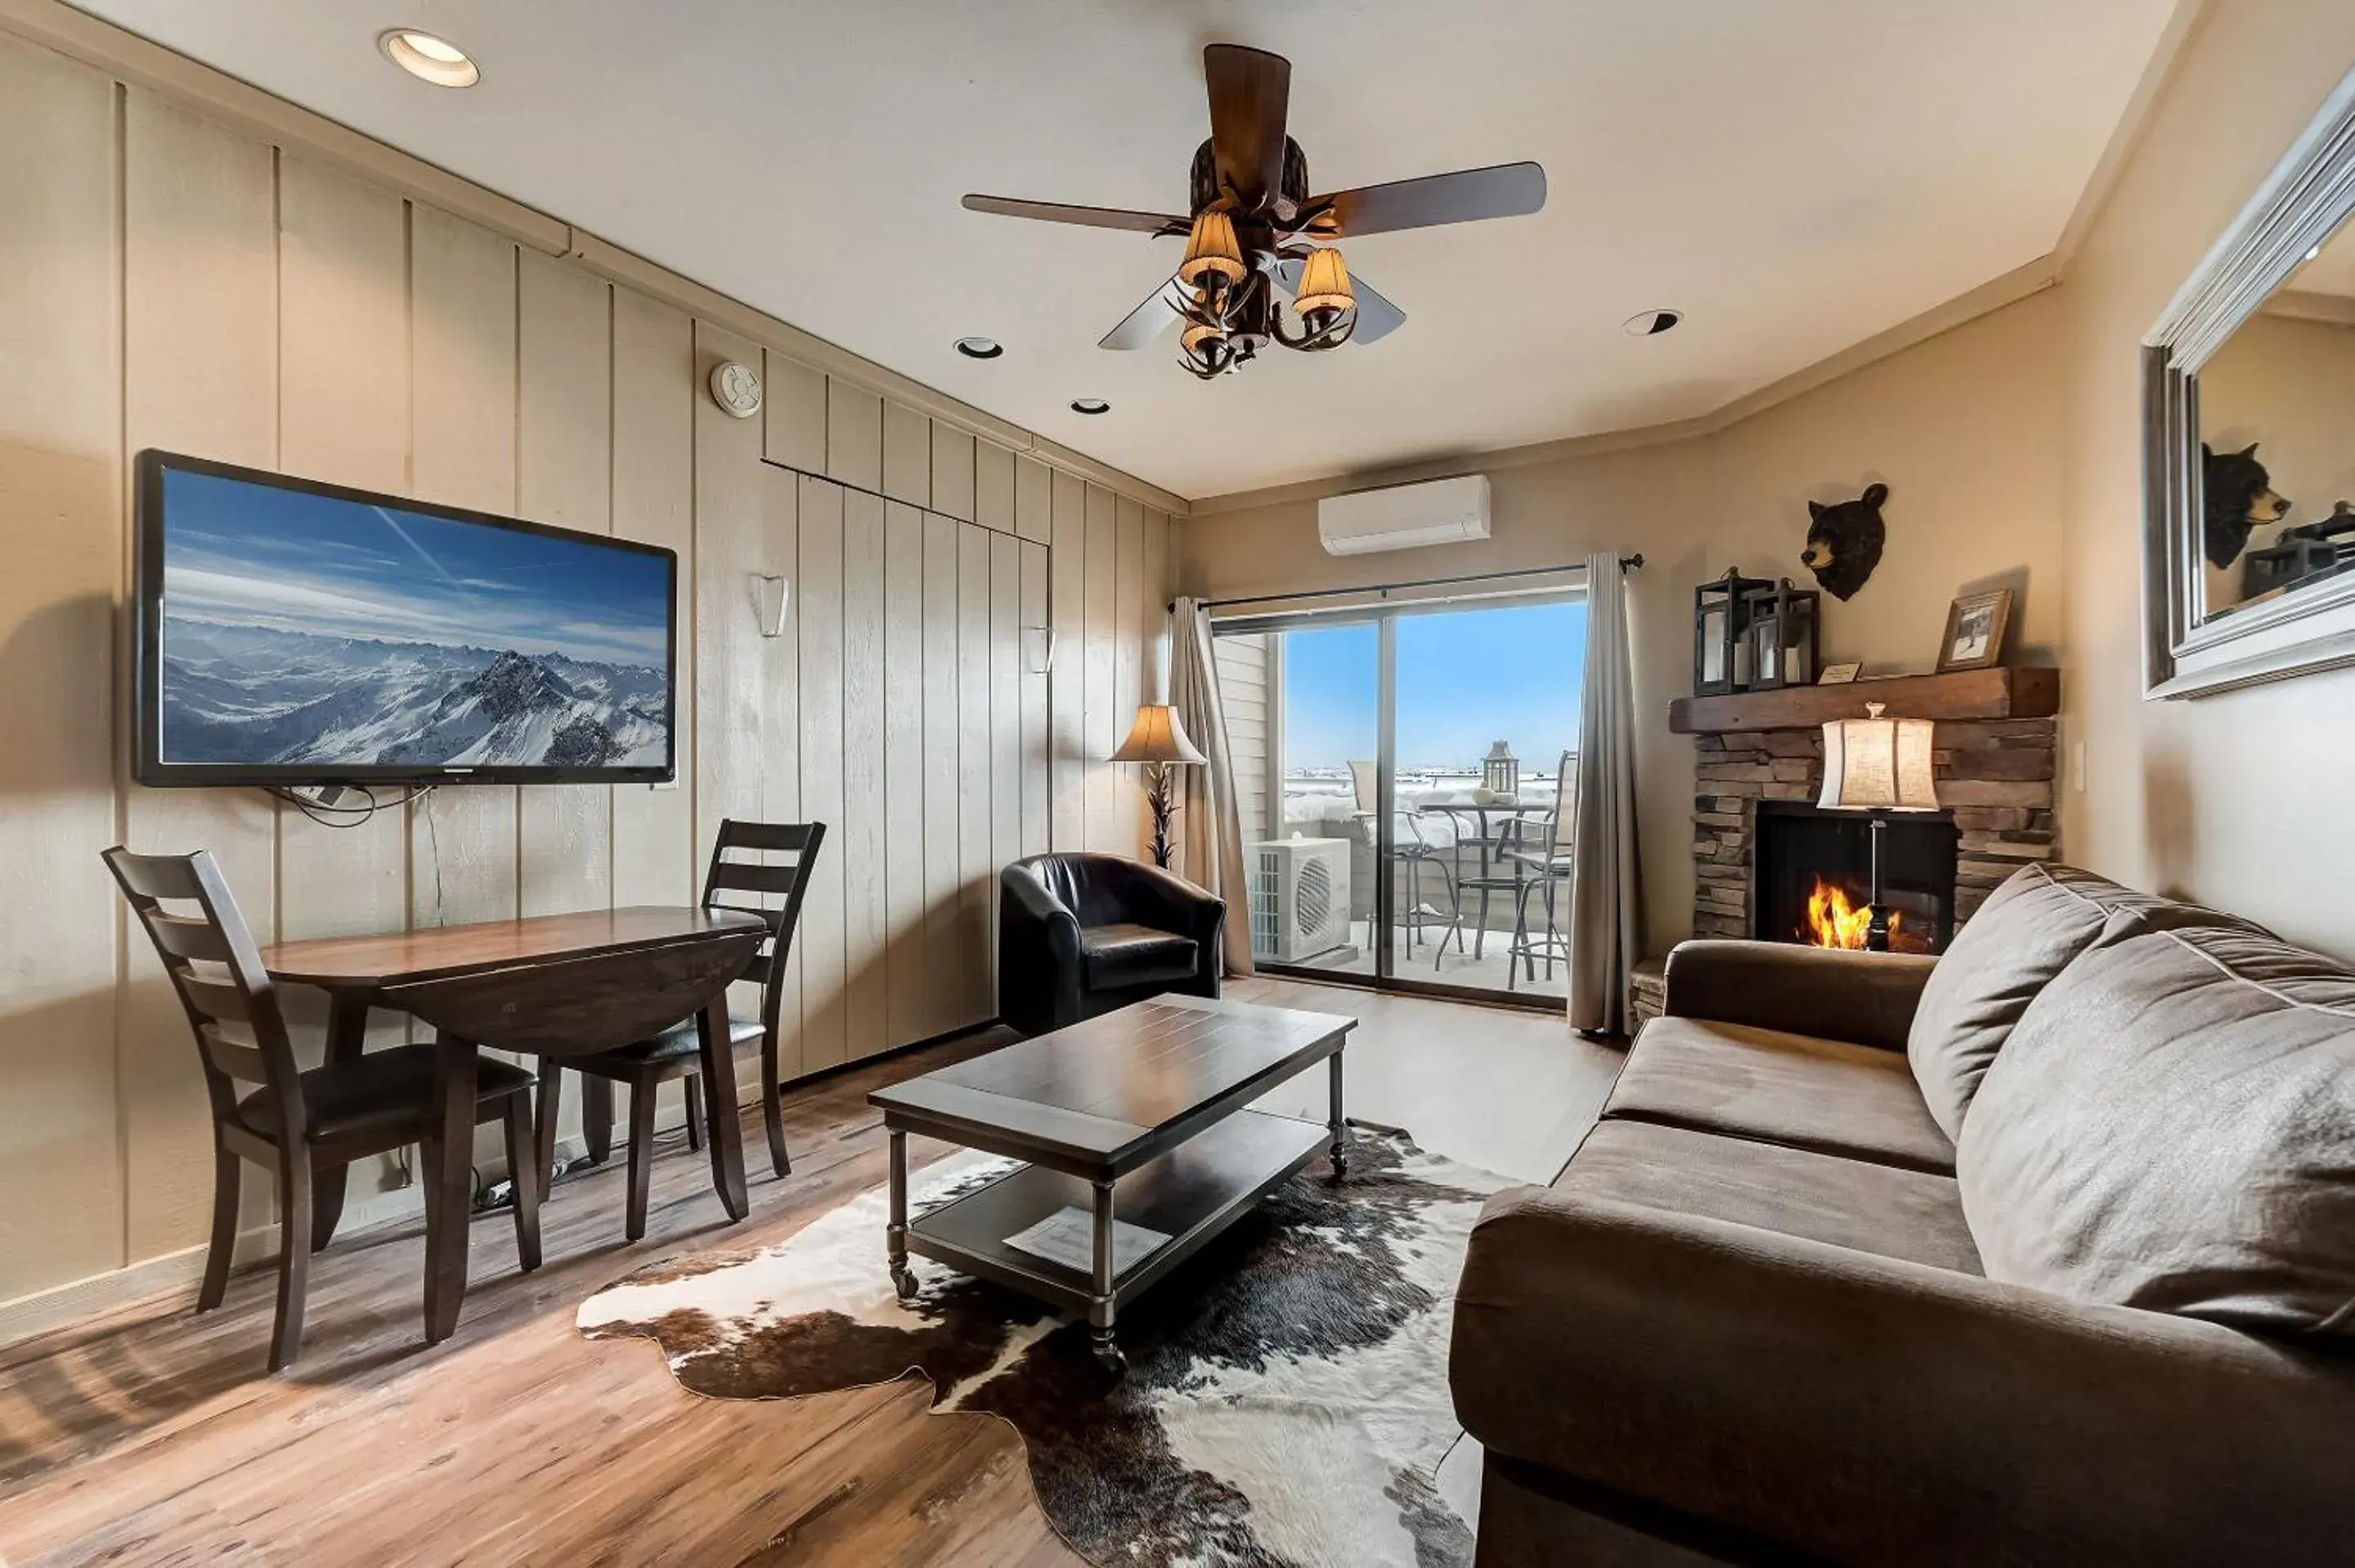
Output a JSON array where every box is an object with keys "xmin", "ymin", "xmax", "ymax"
[{"xmin": 1172, "ymin": 554, "xmax": 1642, "ymax": 615}]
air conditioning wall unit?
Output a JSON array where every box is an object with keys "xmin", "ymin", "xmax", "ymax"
[
  {"xmin": 1317, "ymin": 473, "xmax": 1491, "ymax": 556},
  {"xmin": 1247, "ymin": 837, "xmax": 1353, "ymax": 963}
]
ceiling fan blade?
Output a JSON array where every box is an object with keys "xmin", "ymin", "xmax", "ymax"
[
  {"xmin": 962, "ymin": 195, "xmax": 1186, "ymax": 235},
  {"xmin": 1099, "ymin": 275, "xmax": 1188, "ymax": 350},
  {"xmin": 1309, "ymin": 162, "xmax": 1547, "ymax": 238},
  {"xmin": 1276, "ymin": 258, "xmax": 1407, "ymax": 345},
  {"xmin": 1204, "ymin": 44, "xmax": 1290, "ymax": 208}
]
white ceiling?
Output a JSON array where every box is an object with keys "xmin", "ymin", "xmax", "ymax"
[{"xmin": 70, "ymin": 0, "xmax": 2180, "ymax": 500}]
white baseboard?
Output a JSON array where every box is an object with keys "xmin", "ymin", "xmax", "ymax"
[{"xmin": 0, "ymin": 1128, "xmax": 620, "ymax": 1354}]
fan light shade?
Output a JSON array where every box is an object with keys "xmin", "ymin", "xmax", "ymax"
[
  {"xmin": 1181, "ymin": 321, "xmax": 1227, "ymax": 353},
  {"xmin": 1179, "ymin": 209, "xmax": 1248, "ymax": 285},
  {"xmin": 1819, "ymin": 703, "xmax": 1939, "ymax": 811},
  {"xmin": 1110, "ymin": 704, "xmax": 1208, "ymax": 766},
  {"xmin": 1294, "ymin": 246, "xmax": 1354, "ymax": 315}
]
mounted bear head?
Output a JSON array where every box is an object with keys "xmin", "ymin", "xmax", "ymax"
[
  {"xmin": 1801, "ymin": 482, "xmax": 1888, "ymax": 601},
  {"xmin": 2202, "ymin": 441, "xmax": 2292, "ymax": 568}
]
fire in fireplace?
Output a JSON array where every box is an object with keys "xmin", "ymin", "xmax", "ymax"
[
  {"xmin": 1754, "ymin": 802, "xmax": 1958, "ymax": 955},
  {"xmin": 1802, "ymin": 875, "xmax": 1931, "ymax": 952}
]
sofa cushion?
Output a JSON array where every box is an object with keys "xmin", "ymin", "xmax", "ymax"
[
  {"xmin": 1603, "ymin": 1015, "xmax": 1955, "ymax": 1175},
  {"xmin": 1959, "ymin": 925, "xmax": 2355, "ymax": 1337},
  {"xmin": 1906, "ymin": 863, "xmax": 2263, "ymax": 1140},
  {"xmin": 1079, "ymin": 921, "xmax": 1198, "ymax": 989},
  {"xmin": 1558, "ymin": 1120, "xmax": 1981, "ymax": 1274}
]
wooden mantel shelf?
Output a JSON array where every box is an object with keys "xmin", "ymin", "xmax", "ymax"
[{"xmin": 1668, "ymin": 666, "xmax": 2059, "ymax": 734}]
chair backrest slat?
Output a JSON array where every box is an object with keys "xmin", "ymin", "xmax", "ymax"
[
  {"xmin": 179, "ymin": 972, "xmax": 252, "ymax": 1025},
  {"xmin": 706, "ymin": 899, "xmax": 790, "ymax": 934},
  {"xmin": 104, "ymin": 846, "xmax": 307, "ymax": 1138},
  {"xmin": 702, "ymin": 819, "xmax": 825, "ymax": 1044},
  {"xmin": 149, "ymin": 912, "xmax": 235, "ymax": 962},
  {"xmin": 105, "ymin": 850, "xmax": 208, "ymax": 902},
  {"xmin": 713, "ymin": 821, "xmax": 822, "ymax": 854},
  {"xmin": 707, "ymin": 859, "xmax": 809, "ymax": 898},
  {"xmin": 197, "ymin": 1022, "xmax": 273, "ymax": 1084}
]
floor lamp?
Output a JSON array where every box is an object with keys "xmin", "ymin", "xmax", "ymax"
[
  {"xmin": 1818, "ymin": 702, "xmax": 1940, "ymax": 952},
  {"xmin": 1112, "ymin": 704, "xmax": 1208, "ymax": 869}
]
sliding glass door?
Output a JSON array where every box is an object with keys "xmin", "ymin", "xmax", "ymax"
[
  {"xmin": 1213, "ymin": 589, "xmax": 1586, "ymax": 1006},
  {"xmin": 1215, "ymin": 619, "xmax": 1377, "ymax": 979}
]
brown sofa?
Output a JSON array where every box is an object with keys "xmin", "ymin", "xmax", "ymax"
[{"xmin": 1451, "ymin": 864, "xmax": 2355, "ymax": 1566}]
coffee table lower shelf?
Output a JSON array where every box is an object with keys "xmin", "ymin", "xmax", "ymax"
[{"xmin": 904, "ymin": 1107, "xmax": 1330, "ymax": 1317}]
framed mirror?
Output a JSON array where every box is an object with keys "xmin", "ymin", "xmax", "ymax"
[{"xmin": 2143, "ymin": 67, "xmax": 2355, "ymax": 697}]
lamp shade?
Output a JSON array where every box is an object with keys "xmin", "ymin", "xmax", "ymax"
[
  {"xmin": 1294, "ymin": 246, "xmax": 1354, "ymax": 315},
  {"xmin": 1819, "ymin": 703, "xmax": 1939, "ymax": 811},
  {"xmin": 1178, "ymin": 209, "xmax": 1247, "ymax": 286},
  {"xmin": 1110, "ymin": 704, "xmax": 1208, "ymax": 766}
]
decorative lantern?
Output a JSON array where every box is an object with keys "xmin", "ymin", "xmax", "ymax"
[
  {"xmin": 1483, "ymin": 741, "xmax": 1519, "ymax": 800},
  {"xmin": 1740, "ymin": 577, "xmax": 1820, "ymax": 690},
  {"xmin": 1693, "ymin": 567, "xmax": 1775, "ymax": 695}
]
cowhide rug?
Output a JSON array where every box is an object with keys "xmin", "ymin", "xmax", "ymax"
[{"xmin": 576, "ymin": 1127, "xmax": 1510, "ymax": 1567}]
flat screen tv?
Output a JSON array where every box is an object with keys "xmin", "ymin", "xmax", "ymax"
[{"xmin": 133, "ymin": 450, "xmax": 677, "ymax": 787}]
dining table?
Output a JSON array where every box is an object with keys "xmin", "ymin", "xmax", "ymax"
[{"xmin": 259, "ymin": 904, "xmax": 768, "ymax": 1342}]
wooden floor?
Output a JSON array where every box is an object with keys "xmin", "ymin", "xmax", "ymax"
[{"xmin": 0, "ymin": 979, "xmax": 1623, "ymax": 1566}]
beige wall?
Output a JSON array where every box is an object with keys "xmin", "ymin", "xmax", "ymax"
[
  {"xmin": 2058, "ymin": 0, "xmax": 2355, "ymax": 960},
  {"xmin": 1179, "ymin": 289, "xmax": 2071, "ymax": 956},
  {"xmin": 0, "ymin": 29, "xmax": 1172, "ymax": 1326}
]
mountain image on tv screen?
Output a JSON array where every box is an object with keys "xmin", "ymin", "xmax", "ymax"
[{"xmin": 157, "ymin": 467, "xmax": 671, "ymax": 772}]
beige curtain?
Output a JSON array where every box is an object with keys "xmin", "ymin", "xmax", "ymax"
[
  {"xmin": 1169, "ymin": 598, "xmax": 1256, "ymax": 978},
  {"xmin": 1569, "ymin": 553, "xmax": 1642, "ymax": 1032}
]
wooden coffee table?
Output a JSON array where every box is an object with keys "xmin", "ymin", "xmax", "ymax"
[{"xmin": 868, "ymin": 994, "xmax": 1354, "ymax": 1372}]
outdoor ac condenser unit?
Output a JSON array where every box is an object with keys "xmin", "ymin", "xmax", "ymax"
[
  {"xmin": 1317, "ymin": 473, "xmax": 1491, "ymax": 556},
  {"xmin": 1246, "ymin": 837, "xmax": 1352, "ymax": 963}
]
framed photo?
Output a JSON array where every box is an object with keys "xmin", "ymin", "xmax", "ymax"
[
  {"xmin": 1817, "ymin": 661, "xmax": 1863, "ymax": 684},
  {"xmin": 1938, "ymin": 588, "xmax": 2013, "ymax": 672}
]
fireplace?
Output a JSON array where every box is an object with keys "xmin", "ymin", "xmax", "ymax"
[
  {"xmin": 1686, "ymin": 699, "xmax": 2058, "ymax": 948},
  {"xmin": 1752, "ymin": 801, "xmax": 1959, "ymax": 954}
]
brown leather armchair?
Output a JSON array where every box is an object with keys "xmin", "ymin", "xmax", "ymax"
[{"xmin": 997, "ymin": 853, "xmax": 1224, "ymax": 1037}]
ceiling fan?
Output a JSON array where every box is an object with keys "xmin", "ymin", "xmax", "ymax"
[{"xmin": 962, "ymin": 44, "xmax": 1546, "ymax": 379}]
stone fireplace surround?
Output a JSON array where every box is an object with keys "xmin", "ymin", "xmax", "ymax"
[{"xmin": 1689, "ymin": 715, "xmax": 2059, "ymax": 943}]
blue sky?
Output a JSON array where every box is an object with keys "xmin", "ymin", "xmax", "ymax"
[
  {"xmin": 161, "ymin": 468, "xmax": 672, "ymax": 669},
  {"xmin": 1278, "ymin": 599, "xmax": 1587, "ymax": 770}
]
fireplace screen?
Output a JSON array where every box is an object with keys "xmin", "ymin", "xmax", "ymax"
[{"xmin": 1752, "ymin": 802, "xmax": 1958, "ymax": 954}]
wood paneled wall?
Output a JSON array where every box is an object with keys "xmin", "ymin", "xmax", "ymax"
[{"xmin": 0, "ymin": 31, "xmax": 1175, "ymax": 1326}]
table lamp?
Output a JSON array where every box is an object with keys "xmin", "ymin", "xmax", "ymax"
[
  {"xmin": 1111, "ymin": 704, "xmax": 1207, "ymax": 869},
  {"xmin": 1818, "ymin": 702, "xmax": 1939, "ymax": 952}
]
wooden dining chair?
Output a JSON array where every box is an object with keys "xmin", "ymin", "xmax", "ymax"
[
  {"xmin": 535, "ymin": 819, "xmax": 824, "ymax": 1239},
  {"xmin": 104, "ymin": 846, "xmax": 541, "ymax": 1372}
]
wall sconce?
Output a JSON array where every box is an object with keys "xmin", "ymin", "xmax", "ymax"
[
  {"xmin": 1022, "ymin": 626, "xmax": 1057, "ymax": 674},
  {"xmin": 752, "ymin": 574, "xmax": 792, "ymax": 638}
]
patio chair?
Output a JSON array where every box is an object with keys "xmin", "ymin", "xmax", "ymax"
[
  {"xmin": 1349, "ymin": 760, "xmax": 1464, "ymax": 965},
  {"xmin": 1496, "ymin": 751, "xmax": 1577, "ymax": 988}
]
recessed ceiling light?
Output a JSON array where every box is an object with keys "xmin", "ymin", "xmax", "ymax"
[
  {"xmin": 955, "ymin": 336, "xmax": 1004, "ymax": 360},
  {"xmin": 1070, "ymin": 397, "xmax": 1110, "ymax": 415},
  {"xmin": 379, "ymin": 29, "xmax": 479, "ymax": 88},
  {"xmin": 1622, "ymin": 308, "xmax": 1683, "ymax": 337}
]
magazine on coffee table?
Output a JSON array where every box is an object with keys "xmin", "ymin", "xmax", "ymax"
[{"xmin": 1003, "ymin": 1206, "xmax": 1171, "ymax": 1275}]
